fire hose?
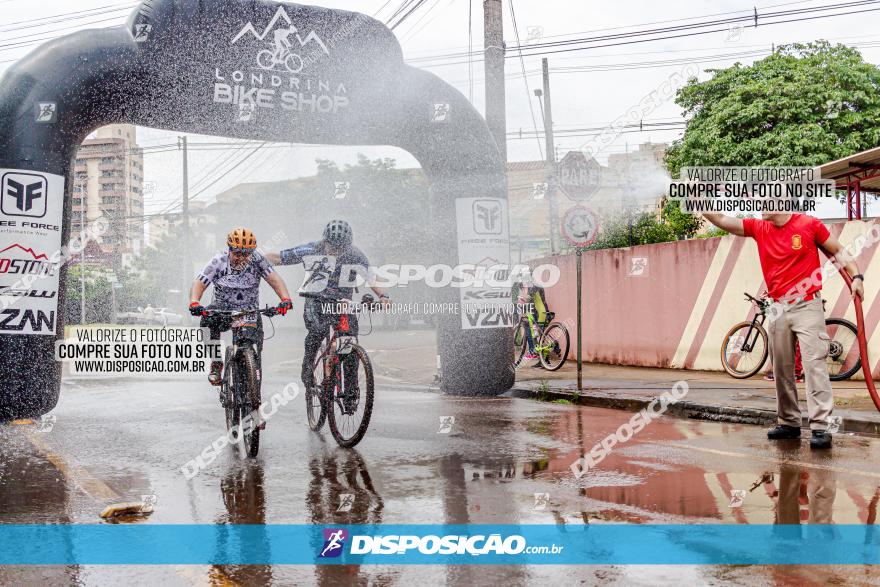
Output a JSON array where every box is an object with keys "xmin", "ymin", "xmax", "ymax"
[{"xmin": 839, "ymin": 268, "xmax": 880, "ymax": 412}]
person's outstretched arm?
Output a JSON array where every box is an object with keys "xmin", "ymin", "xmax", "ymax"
[{"xmin": 703, "ymin": 213, "xmax": 746, "ymax": 237}]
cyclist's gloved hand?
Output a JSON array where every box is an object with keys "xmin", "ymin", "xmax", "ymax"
[
  {"xmin": 277, "ymin": 297, "xmax": 292, "ymax": 316},
  {"xmin": 189, "ymin": 302, "xmax": 206, "ymax": 317},
  {"xmin": 361, "ymin": 294, "xmax": 375, "ymax": 305}
]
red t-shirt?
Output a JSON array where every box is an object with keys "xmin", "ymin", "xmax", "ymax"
[{"xmin": 742, "ymin": 214, "xmax": 831, "ymax": 300}]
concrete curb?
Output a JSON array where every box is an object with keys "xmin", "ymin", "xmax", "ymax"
[{"xmin": 509, "ymin": 387, "xmax": 880, "ymax": 437}]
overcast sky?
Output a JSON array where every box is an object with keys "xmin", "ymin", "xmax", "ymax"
[{"xmin": 2, "ymin": 0, "xmax": 879, "ymax": 219}]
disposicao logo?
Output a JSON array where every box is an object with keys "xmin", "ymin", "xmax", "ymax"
[{"xmin": 319, "ymin": 528, "xmax": 348, "ymax": 558}]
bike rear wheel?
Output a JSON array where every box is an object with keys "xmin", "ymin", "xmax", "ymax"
[
  {"xmin": 539, "ymin": 322, "xmax": 570, "ymax": 371},
  {"xmin": 327, "ymin": 344, "xmax": 374, "ymax": 448},
  {"xmin": 721, "ymin": 321, "xmax": 768, "ymax": 378},
  {"xmin": 825, "ymin": 318, "xmax": 861, "ymax": 381}
]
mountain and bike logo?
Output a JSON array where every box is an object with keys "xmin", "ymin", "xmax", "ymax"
[{"xmin": 231, "ymin": 6, "xmax": 330, "ymax": 74}]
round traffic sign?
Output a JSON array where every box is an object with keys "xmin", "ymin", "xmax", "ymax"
[{"xmin": 561, "ymin": 206, "xmax": 599, "ymax": 247}]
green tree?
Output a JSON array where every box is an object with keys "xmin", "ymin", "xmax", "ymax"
[
  {"xmin": 585, "ymin": 199, "xmax": 703, "ymax": 251},
  {"xmin": 666, "ymin": 41, "xmax": 880, "ymax": 177},
  {"xmin": 65, "ymin": 265, "xmax": 112, "ymax": 324}
]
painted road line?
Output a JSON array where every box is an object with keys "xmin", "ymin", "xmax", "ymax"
[
  {"xmin": 24, "ymin": 429, "xmax": 120, "ymax": 502},
  {"xmin": 17, "ymin": 427, "xmax": 234, "ymax": 586}
]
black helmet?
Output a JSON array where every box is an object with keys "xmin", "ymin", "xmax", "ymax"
[{"xmin": 323, "ymin": 219, "xmax": 353, "ymax": 248}]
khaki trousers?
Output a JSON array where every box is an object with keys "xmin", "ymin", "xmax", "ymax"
[{"xmin": 767, "ymin": 297, "xmax": 833, "ymax": 430}]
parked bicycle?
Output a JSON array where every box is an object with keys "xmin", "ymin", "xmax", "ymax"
[
  {"xmin": 205, "ymin": 306, "xmax": 280, "ymax": 458},
  {"xmin": 512, "ymin": 310, "xmax": 570, "ymax": 371},
  {"xmin": 721, "ymin": 292, "xmax": 860, "ymax": 381},
  {"xmin": 306, "ymin": 295, "xmax": 379, "ymax": 448}
]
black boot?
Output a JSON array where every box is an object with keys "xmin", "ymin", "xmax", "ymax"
[
  {"xmin": 208, "ymin": 361, "xmax": 223, "ymax": 386},
  {"xmin": 767, "ymin": 424, "xmax": 801, "ymax": 440},
  {"xmin": 810, "ymin": 430, "xmax": 832, "ymax": 449}
]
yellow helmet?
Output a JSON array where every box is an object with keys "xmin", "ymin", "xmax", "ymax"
[{"xmin": 227, "ymin": 227, "xmax": 257, "ymax": 251}]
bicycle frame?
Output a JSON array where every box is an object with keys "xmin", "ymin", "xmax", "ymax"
[
  {"xmin": 311, "ymin": 301, "xmax": 369, "ymax": 405},
  {"xmin": 738, "ymin": 314, "xmax": 766, "ymax": 353},
  {"xmin": 522, "ymin": 313, "xmax": 552, "ymax": 353}
]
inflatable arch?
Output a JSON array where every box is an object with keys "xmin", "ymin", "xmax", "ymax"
[{"xmin": 0, "ymin": 0, "xmax": 514, "ymax": 419}]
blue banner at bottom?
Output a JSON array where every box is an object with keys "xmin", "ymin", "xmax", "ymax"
[{"xmin": 1, "ymin": 524, "xmax": 879, "ymax": 565}]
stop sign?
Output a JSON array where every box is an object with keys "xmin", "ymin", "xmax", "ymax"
[{"xmin": 557, "ymin": 151, "xmax": 601, "ymax": 201}]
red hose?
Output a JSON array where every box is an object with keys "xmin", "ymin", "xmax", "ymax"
[{"xmin": 838, "ymin": 268, "xmax": 880, "ymax": 412}]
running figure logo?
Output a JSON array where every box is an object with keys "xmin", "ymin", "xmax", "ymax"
[
  {"xmin": 319, "ymin": 528, "xmax": 348, "ymax": 558},
  {"xmin": 35, "ymin": 103, "xmax": 57, "ymax": 123},
  {"xmin": 299, "ymin": 255, "xmax": 336, "ymax": 295}
]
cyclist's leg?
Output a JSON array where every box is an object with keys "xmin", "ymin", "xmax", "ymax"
[
  {"xmin": 301, "ymin": 299, "xmax": 325, "ymax": 389},
  {"xmin": 523, "ymin": 317, "xmax": 536, "ymax": 355},
  {"xmin": 342, "ymin": 314, "xmax": 360, "ymax": 394},
  {"xmin": 200, "ymin": 309, "xmax": 229, "ymax": 384}
]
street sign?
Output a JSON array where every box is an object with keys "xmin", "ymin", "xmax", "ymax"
[
  {"xmin": 557, "ymin": 151, "xmax": 601, "ymax": 202},
  {"xmin": 560, "ymin": 204, "xmax": 600, "ymax": 391},
  {"xmin": 561, "ymin": 205, "xmax": 599, "ymax": 248}
]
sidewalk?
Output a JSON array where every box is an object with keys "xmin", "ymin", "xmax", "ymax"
[{"xmin": 511, "ymin": 362, "xmax": 880, "ymax": 436}]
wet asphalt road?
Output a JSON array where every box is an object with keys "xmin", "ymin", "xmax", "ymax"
[{"xmin": 2, "ymin": 327, "xmax": 880, "ymax": 586}]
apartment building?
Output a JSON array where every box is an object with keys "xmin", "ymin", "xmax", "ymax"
[{"xmin": 72, "ymin": 124, "xmax": 145, "ymax": 266}]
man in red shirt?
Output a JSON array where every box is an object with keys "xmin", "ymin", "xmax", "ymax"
[{"xmin": 704, "ymin": 212, "xmax": 864, "ymax": 449}]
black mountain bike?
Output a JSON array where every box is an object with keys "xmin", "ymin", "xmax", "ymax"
[
  {"xmin": 721, "ymin": 292, "xmax": 860, "ymax": 381},
  {"xmin": 205, "ymin": 306, "xmax": 279, "ymax": 458},
  {"xmin": 306, "ymin": 295, "xmax": 378, "ymax": 448}
]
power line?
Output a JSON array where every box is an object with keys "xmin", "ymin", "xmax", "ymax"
[
  {"xmin": 399, "ymin": 0, "xmax": 449, "ymax": 42},
  {"xmin": 389, "ymin": 0, "xmax": 431, "ymax": 30},
  {"xmin": 407, "ymin": 0, "xmax": 880, "ymax": 66},
  {"xmin": 467, "ymin": 0, "xmax": 474, "ymax": 103},
  {"xmin": 0, "ymin": 3, "xmax": 133, "ymax": 32},
  {"xmin": 507, "ymin": 0, "xmax": 543, "ymax": 159}
]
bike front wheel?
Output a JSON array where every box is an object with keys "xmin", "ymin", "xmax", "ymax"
[
  {"xmin": 721, "ymin": 321, "xmax": 768, "ymax": 378},
  {"xmin": 538, "ymin": 322, "xmax": 570, "ymax": 371},
  {"xmin": 224, "ymin": 348, "xmax": 261, "ymax": 458},
  {"xmin": 327, "ymin": 344, "xmax": 374, "ymax": 448},
  {"xmin": 307, "ymin": 356, "xmax": 328, "ymax": 432},
  {"xmin": 825, "ymin": 317, "xmax": 861, "ymax": 381},
  {"xmin": 284, "ymin": 53, "xmax": 304, "ymax": 73},
  {"xmin": 512, "ymin": 321, "xmax": 527, "ymax": 368}
]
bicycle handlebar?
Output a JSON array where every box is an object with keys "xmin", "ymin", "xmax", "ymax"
[{"xmin": 204, "ymin": 306, "xmax": 280, "ymax": 318}]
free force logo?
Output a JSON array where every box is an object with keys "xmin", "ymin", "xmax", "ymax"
[
  {"xmin": 231, "ymin": 6, "xmax": 329, "ymax": 74},
  {"xmin": 473, "ymin": 200, "xmax": 502, "ymax": 235},
  {"xmin": 319, "ymin": 528, "xmax": 348, "ymax": 558},
  {"xmin": 2, "ymin": 173, "xmax": 47, "ymax": 218}
]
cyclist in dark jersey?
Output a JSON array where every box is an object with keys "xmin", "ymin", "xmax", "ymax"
[
  {"xmin": 189, "ymin": 228, "xmax": 293, "ymax": 389},
  {"xmin": 266, "ymin": 220, "xmax": 391, "ymax": 394}
]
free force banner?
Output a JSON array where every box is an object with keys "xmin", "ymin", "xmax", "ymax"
[{"xmin": 0, "ymin": 169, "xmax": 64, "ymax": 335}]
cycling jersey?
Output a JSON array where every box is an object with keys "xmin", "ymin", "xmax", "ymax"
[
  {"xmin": 197, "ymin": 251, "xmax": 274, "ymax": 310},
  {"xmin": 280, "ymin": 241, "xmax": 369, "ymax": 300}
]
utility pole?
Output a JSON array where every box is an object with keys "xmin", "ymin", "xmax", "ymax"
[
  {"xmin": 179, "ymin": 136, "xmax": 190, "ymax": 303},
  {"xmin": 77, "ymin": 183, "xmax": 86, "ymax": 324},
  {"xmin": 483, "ymin": 0, "xmax": 506, "ymax": 163},
  {"xmin": 541, "ymin": 58, "xmax": 560, "ymax": 255}
]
